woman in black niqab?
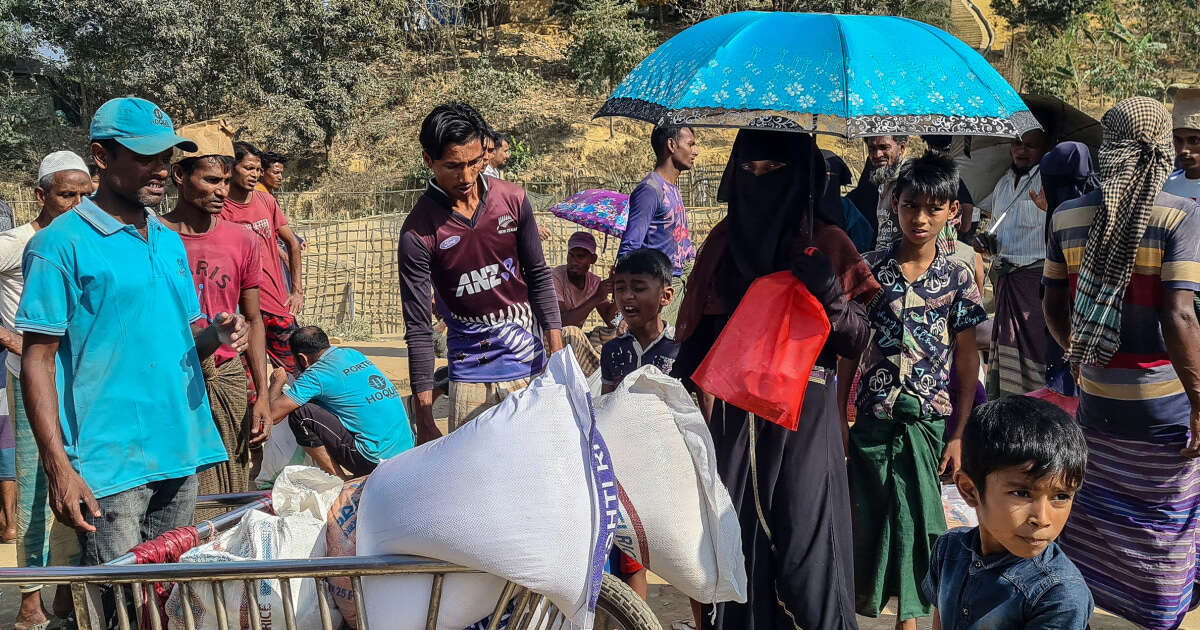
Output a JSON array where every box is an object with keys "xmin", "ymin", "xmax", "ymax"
[{"xmin": 673, "ymin": 129, "xmax": 877, "ymax": 630}]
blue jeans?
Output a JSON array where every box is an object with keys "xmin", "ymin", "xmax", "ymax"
[{"xmin": 77, "ymin": 475, "xmax": 198, "ymax": 566}]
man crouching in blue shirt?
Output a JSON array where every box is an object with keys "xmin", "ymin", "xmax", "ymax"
[
  {"xmin": 17, "ymin": 98, "xmax": 248, "ymax": 575},
  {"xmin": 923, "ymin": 396, "xmax": 1093, "ymax": 629},
  {"xmin": 268, "ymin": 326, "xmax": 414, "ymax": 479}
]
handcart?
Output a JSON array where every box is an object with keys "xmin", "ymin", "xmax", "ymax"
[{"xmin": 0, "ymin": 492, "xmax": 662, "ymax": 630}]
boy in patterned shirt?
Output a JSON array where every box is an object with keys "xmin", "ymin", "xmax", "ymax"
[{"xmin": 837, "ymin": 151, "xmax": 988, "ymax": 630}]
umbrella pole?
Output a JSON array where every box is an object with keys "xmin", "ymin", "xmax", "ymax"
[{"xmin": 807, "ymin": 115, "xmax": 817, "ymax": 242}]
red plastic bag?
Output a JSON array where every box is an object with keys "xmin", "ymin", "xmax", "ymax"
[{"xmin": 692, "ymin": 271, "xmax": 831, "ymax": 430}]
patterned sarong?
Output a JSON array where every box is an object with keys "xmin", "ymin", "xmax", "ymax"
[
  {"xmin": 196, "ymin": 357, "xmax": 250, "ymax": 521},
  {"xmin": 1057, "ymin": 425, "xmax": 1200, "ymax": 630},
  {"xmin": 988, "ymin": 262, "xmax": 1046, "ymax": 397}
]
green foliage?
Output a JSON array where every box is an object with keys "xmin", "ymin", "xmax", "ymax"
[
  {"xmin": 1020, "ymin": 33, "xmax": 1083, "ymax": 101},
  {"xmin": 446, "ymin": 59, "xmax": 545, "ymax": 121},
  {"xmin": 9, "ymin": 0, "xmax": 412, "ymax": 160},
  {"xmin": 1081, "ymin": 18, "xmax": 1168, "ymax": 101},
  {"xmin": 674, "ymin": 0, "xmax": 948, "ymax": 28},
  {"xmin": 0, "ymin": 75, "xmax": 39, "ymax": 170},
  {"xmin": 992, "ymin": 0, "xmax": 1098, "ymax": 31},
  {"xmin": 505, "ymin": 138, "xmax": 532, "ymax": 175},
  {"xmin": 565, "ymin": 0, "xmax": 656, "ymax": 96}
]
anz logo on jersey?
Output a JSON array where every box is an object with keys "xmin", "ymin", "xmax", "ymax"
[{"xmin": 455, "ymin": 258, "xmax": 516, "ymax": 297}]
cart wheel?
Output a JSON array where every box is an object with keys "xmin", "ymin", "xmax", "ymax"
[{"xmin": 593, "ymin": 573, "xmax": 663, "ymax": 630}]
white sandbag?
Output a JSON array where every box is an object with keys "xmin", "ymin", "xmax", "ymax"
[
  {"xmin": 165, "ymin": 467, "xmax": 343, "ymax": 630},
  {"xmin": 594, "ymin": 365, "xmax": 747, "ymax": 604},
  {"xmin": 356, "ymin": 348, "xmax": 616, "ymax": 630},
  {"xmin": 255, "ymin": 421, "xmax": 314, "ymax": 488},
  {"xmin": 273, "ymin": 465, "xmax": 344, "ymax": 520}
]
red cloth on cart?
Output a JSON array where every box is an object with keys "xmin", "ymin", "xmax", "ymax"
[{"xmin": 130, "ymin": 526, "xmax": 201, "ymax": 630}]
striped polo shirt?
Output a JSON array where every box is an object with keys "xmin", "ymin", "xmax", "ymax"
[{"xmin": 1043, "ymin": 190, "xmax": 1200, "ymax": 441}]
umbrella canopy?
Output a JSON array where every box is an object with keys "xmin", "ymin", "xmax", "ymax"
[
  {"xmin": 548, "ymin": 189, "xmax": 630, "ymax": 237},
  {"xmin": 972, "ymin": 94, "xmax": 1101, "ymax": 152},
  {"xmin": 595, "ymin": 11, "xmax": 1039, "ymax": 138}
]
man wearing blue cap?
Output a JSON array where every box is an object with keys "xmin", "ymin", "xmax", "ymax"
[{"xmin": 15, "ymin": 97, "xmax": 250, "ymax": 572}]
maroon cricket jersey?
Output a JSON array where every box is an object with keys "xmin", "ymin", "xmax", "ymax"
[{"xmin": 399, "ymin": 176, "xmax": 561, "ymax": 392}]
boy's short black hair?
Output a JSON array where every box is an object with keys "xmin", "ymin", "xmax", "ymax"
[
  {"xmin": 233, "ymin": 141, "xmax": 260, "ymax": 165},
  {"xmin": 650, "ymin": 124, "xmax": 694, "ymax": 161},
  {"xmin": 892, "ymin": 150, "xmax": 960, "ymax": 204},
  {"xmin": 613, "ymin": 247, "xmax": 672, "ymax": 286},
  {"xmin": 961, "ymin": 396, "xmax": 1087, "ymax": 495},
  {"xmin": 420, "ymin": 102, "xmax": 488, "ymax": 160},
  {"xmin": 289, "ymin": 325, "xmax": 331, "ymax": 358}
]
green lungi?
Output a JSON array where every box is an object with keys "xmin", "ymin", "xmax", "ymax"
[{"xmin": 848, "ymin": 393, "xmax": 947, "ymax": 621}]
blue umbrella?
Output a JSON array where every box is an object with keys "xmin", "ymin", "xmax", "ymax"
[{"xmin": 595, "ymin": 11, "xmax": 1039, "ymax": 138}]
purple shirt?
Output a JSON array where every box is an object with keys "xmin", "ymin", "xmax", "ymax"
[
  {"xmin": 399, "ymin": 176, "xmax": 561, "ymax": 393},
  {"xmin": 620, "ymin": 173, "xmax": 695, "ymax": 276}
]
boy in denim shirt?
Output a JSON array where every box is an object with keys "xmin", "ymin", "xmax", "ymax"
[{"xmin": 923, "ymin": 396, "xmax": 1093, "ymax": 629}]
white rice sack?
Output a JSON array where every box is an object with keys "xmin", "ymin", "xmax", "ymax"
[
  {"xmin": 594, "ymin": 365, "xmax": 747, "ymax": 604},
  {"xmin": 255, "ymin": 421, "xmax": 314, "ymax": 489},
  {"xmin": 356, "ymin": 348, "xmax": 617, "ymax": 630},
  {"xmin": 165, "ymin": 510, "xmax": 339, "ymax": 630},
  {"xmin": 273, "ymin": 465, "xmax": 344, "ymax": 520}
]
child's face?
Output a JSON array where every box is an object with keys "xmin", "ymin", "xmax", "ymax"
[
  {"xmin": 612, "ymin": 273, "xmax": 672, "ymax": 328},
  {"xmin": 893, "ymin": 188, "xmax": 959, "ymax": 248},
  {"xmin": 957, "ymin": 463, "xmax": 1077, "ymax": 558}
]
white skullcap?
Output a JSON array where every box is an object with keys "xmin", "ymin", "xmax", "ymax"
[{"xmin": 37, "ymin": 150, "xmax": 89, "ymax": 181}]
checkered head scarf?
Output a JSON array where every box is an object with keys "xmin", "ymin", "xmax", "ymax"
[{"xmin": 1067, "ymin": 96, "xmax": 1173, "ymax": 366}]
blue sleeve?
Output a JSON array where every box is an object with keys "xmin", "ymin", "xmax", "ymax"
[
  {"xmin": 283, "ymin": 368, "xmax": 324, "ymax": 407},
  {"xmin": 15, "ymin": 253, "xmax": 75, "ymax": 335},
  {"xmin": 921, "ymin": 532, "xmax": 946, "ymax": 607},
  {"xmin": 1025, "ymin": 580, "xmax": 1094, "ymax": 630},
  {"xmin": 620, "ymin": 181, "xmax": 658, "ymax": 259}
]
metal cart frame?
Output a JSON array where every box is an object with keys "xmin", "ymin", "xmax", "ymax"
[{"xmin": 0, "ymin": 493, "xmax": 660, "ymax": 630}]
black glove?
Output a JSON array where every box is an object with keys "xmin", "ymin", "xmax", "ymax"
[{"xmin": 791, "ymin": 246, "xmax": 843, "ymax": 308}]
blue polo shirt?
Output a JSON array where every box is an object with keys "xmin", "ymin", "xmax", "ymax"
[
  {"xmin": 283, "ymin": 347, "xmax": 413, "ymax": 462},
  {"xmin": 14, "ymin": 198, "xmax": 226, "ymax": 499}
]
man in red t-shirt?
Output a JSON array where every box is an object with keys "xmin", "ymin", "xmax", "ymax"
[
  {"xmin": 161, "ymin": 123, "xmax": 271, "ymax": 499},
  {"xmin": 222, "ymin": 141, "xmax": 305, "ymax": 374}
]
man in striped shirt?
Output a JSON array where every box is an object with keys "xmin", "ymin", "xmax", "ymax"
[{"xmin": 1044, "ymin": 122, "xmax": 1200, "ymax": 628}]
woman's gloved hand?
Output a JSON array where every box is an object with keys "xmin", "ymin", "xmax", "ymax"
[{"xmin": 791, "ymin": 246, "xmax": 843, "ymax": 309}]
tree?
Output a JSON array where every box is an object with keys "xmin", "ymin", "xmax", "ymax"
[
  {"xmin": 566, "ymin": 0, "xmax": 655, "ymax": 96},
  {"xmin": 9, "ymin": 0, "xmax": 410, "ymax": 159},
  {"xmin": 991, "ymin": 0, "xmax": 1099, "ymax": 32}
]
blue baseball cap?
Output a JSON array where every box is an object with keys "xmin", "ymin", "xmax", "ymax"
[{"xmin": 89, "ymin": 97, "xmax": 198, "ymax": 156}]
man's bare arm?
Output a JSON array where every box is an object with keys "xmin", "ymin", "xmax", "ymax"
[
  {"xmin": 240, "ymin": 288, "xmax": 271, "ymax": 445},
  {"xmin": 21, "ymin": 333, "xmax": 99, "ymax": 532},
  {"xmin": 1162, "ymin": 290, "xmax": 1200, "ymax": 457},
  {"xmin": 0, "ymin": 327, "xmax": 21, "ymax": 355},
  {"xmin": 1043, "ymin": 285, "xmax": 1072, "ymax": 352},
  {"xmin": 278, "ymin": 224, "xmax": 304, "ymax": 314}
]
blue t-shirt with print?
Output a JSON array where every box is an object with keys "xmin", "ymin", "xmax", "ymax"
[{"xmin": 284, "ymin": 347, "xmax": 413, "ymax": 462}]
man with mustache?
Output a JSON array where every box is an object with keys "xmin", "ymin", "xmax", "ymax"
[{"xmin": 846, "ymin": 134, "xmax": 908, "ymax": 249}]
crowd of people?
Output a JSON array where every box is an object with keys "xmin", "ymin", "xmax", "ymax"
[{"xmin": 2, "ymin": 87, "xmax": 1200, "ymax": 630}]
